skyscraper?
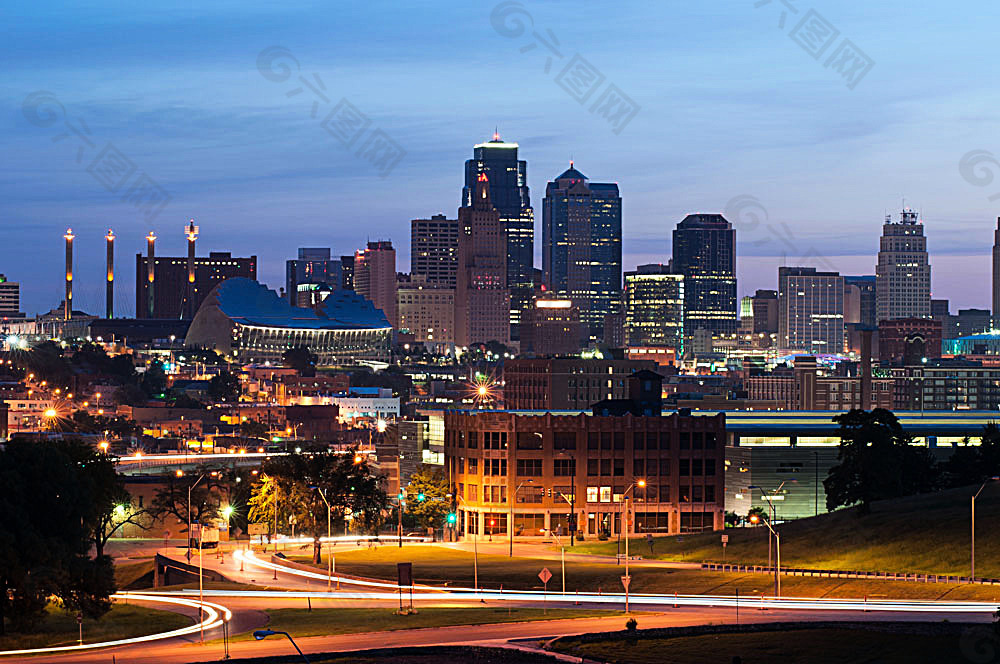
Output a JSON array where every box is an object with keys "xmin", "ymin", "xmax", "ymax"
[
  {"xmin": 0, "ymin": 274, "xmax": 24, "ymax": 320},
  {"xmin": 136, "ymin": 250, "xmax": 256, "ymax": 319},
  {"xmin": 623, "ymin": 264, "xmax": 684, "ymax": 351},
  {"xmin": 875, "ymin": 208, "xmax": 931, "ymax": 323},
  {"xmin": 844, "ymin": 276, "xmax": 877, "ymax": 327},
  {"xmin": 411, "ymin": 214, "xmax": 458, "ymax": 288},
  {"xmin": 354, "ymin": 241, "xmax": 397, "ymax": 327},
  {"xmin": 462, "ymin": 133, "xmax": 533, "ymax": 339},
  {"xmin": 286, "ymin": 248, "xmax": 342, "ymax": 305},
  {"xmin": 671, "ymin": 214, "xmax": 737, "ymax": 347},
  {"xmin": 993, "ymin": 217, "xmax": 1000, "ymax": 329},
  {"xmin": 455, "ymin": 173, "xmax": 510, "ymax": 347},
  {"xmin": 541, "ymin": 164, "xmax": 622, "ymax": 342},
  {"xmin": 778, "ymin": 267, "xmax": 845, "ymax": 353}
]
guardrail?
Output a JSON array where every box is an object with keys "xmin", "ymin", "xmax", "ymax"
[{"xmin": 701, "ymin": 562, "xmax": 1000, "ymax": 585}]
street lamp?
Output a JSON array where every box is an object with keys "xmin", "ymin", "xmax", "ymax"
[
  {"xmin": 253, "ymin": 630, "xmax": 310, "ymax": 663},
  {"xmin": 182, "ymin": 472, "xmax": 208, "ymax": 563},
  {"xmin": 749, "ymin": 482, "xmax": 784, "ymax": 571},
  {"xmin": 556, "ymin": 449, "xmax": 577, "ymax": 546},
  {"xmin": 749, "ymin": 513, "xmax": 780, "ymax": 597},
  {"xmin": 972, "ymin": 477, "xmax": 1000, "ymax": 580},
  {"xmin": 456, "ymin": 495, "xmax": 478, "ymax": 593},
  {"xmin": 396, "ymin": 490, "xmax": 406, "ymax": 548},
  {"xmin": 510, "ymin": 479, "xmax": 534, "ymax": 557},
  {"xmin": 310, "ymin": 485, "xmax": 333, "ymax": 590},
  {"xmin": 620, "ymin": 480, "xmax": 645, "ymax": 613}
]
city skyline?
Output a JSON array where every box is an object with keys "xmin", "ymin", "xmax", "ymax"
[{"xmin": 5, "ymin": 1, "xmax": 1000, "ymax": 314}]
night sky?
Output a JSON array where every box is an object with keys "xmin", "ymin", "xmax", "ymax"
[{"xmin": 3, "ymin": 1, "xmax": 999, "ymax": 315}]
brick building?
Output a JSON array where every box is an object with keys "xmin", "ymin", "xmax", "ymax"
[{"xmin": 502, "ymin": 357, "xmax": 657, "ymax": 410}]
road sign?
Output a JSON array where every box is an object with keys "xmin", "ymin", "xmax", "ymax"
[
  {"xmin": 538, "ymin": 567, "xmax": 552, "ymax": 584},
  {"xmin": 397, "ymin": 562, "xmax": 413, "ymax": 587},
  {"xmin": 620, "ymin": 575, "xmax": 631, "ymax": 591},
  {"xmin": 248, "ymin": 523, "xmax": 268, "ymax": 536},
  {"xmin": 76, "ymin": 612, "xmax": 83, "ymax": 624},
  {"xmin": 721, "ymin": 534, "xmax": 729, "ymax": 544}
]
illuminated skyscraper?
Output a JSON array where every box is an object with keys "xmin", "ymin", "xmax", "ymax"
[
  {"xmin": 623, "ymin": 264, "xmax": 684, "ymax": 351},
  {"xmin": 354, "ymin": 241, "xmax": 397, "ymax": 328},
  {"xmin": 462, "ymin": 133, "xmax": 534, "ymax": 339},
  {"xmin": 778, "ymin": 267, "xmax": 844, "ymax": 353},
  {"xmin": 671, "ymin": 214, "xmax": 737, "ymax": 346},
  {"xmin": 875, "ymin": 208, "xmax": 931, "ymax": 322},
  {"xmin": 411, "ymin": 214, "xmax": 458, "ymax": 288},
  {"xmin": 286, "ymin": 248, "xmax": 342, "ymax": 305},
  {"xmin": 541, "ymin": 164, "xmax": 622, "ymax": 342}
]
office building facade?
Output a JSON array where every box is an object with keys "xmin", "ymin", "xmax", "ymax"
[
  {"xmin": 876, "ymin": 208, "xmax": 931, "ymax": 322},
  {"xmin": 623, "ymin": 264, "xmax": 684, "ymax": 351},
  {"xmin": 285, "ymin": 248, "xmax": 341, "ymax": 306},
  {"xmin": 411, "ymin": 214, "xmax": 459, "ymax": 288},
  {"xmin": 542, "ymin": 164, "xmax": 622, "ymax": 342},
  {"xmin": 462, "ymin": 134, "xmax": 534, "ymax": 339},
  {"xmin": 354, "ymin": 241, "xmax": 398, "ymax": 328},
  {"xmin": 0, "ymin": 275, "xmax": 24, "ymax": 320},
  {"xmin": 777, "ymin": 267, "xmax": 844, "ymax": 354},
  {"xmin": 672, "ymin": 214, "xmax": 737, "ymax": 348},
  {"xmin": 136, "ymin": 251, "xmax": 256, "ymax": 319},
  {"xmin": 397, "ymin": 276, "xmax": 455, "ymax": 346}
]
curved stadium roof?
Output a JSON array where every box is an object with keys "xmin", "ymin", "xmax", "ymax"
[{"xmin": 206, "ymin": 278, "xmax": 391, "ymax": 330}]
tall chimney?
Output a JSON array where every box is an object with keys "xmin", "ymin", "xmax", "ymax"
[
  {"xmin": 860, "ymin": 327, "xmax": 873, "ymax": 410},
  {"xmin": 185, "ymin": 220, "xmax": 199, "ymax": 318},
  {"xmin": 105, "ymin": 229, "xmax": 115, "ymax": 319},
  {"xmin": 63, "ymin": 228, "xmax": 74, "ymax": 321},
  {"xmin": 146, "ymin": 231, "xmax": 156, "ymax": 318}
]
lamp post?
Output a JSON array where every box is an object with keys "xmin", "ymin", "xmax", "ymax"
[
  {"xmin": 972, "ymin": 477, "xmax": 999, "ymax": 580},
  {"xmin": 397, "ymin": 490, "xmax": 405, "ymax": 548},
  {"xmin": 183, "ymin": 471, "xmax": 207, "ymax": 563},
  {"xmin": 311, "ymin": 486, "xmax": 333, "ymax": 590},
  {"xmin": 621, "ymin": 480, "xmax": 645, "ymax": 613},
  {"xmin": 253, "ymin": 630, "xmax": 309, "ymax": 663},
  {"xmin": 749, "ymin": 482, "xmax": 784, "ymax": 571},
  {"xmin": 510, "ymin": 479, "xmax": 533, "ymax": 557},
  {"xmin": 749, "ymin": 513, "xmax": 780, "ymax": 597},
  {"xmin": 457, "ymin": 495, "xmax": 478, "ymax": 592},
  {"xmin": 556, "ymin": 450, "xmax": 577, "ymax": 546}
]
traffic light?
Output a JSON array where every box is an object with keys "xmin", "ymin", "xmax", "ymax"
[
  {"xmin": 547, "ymin": 488, "xmax": 553, "ymax": 498},
  {"xmin": 417, "ymin": 492, "xmax": 426, "ymax": 502},
  {"xmin": 446, "ymin": 512, "xmax": 457, "ymax": 524},
  {"xmin": 397, "ymin": 491, "xmax": 405, "ymax": 500}
]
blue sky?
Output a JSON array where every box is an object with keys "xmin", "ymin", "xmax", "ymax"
[{"xmin": 3, "ymin": 0, "xmax": 1000, "ymax": 315}]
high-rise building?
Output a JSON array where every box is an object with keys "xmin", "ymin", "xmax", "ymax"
[
  {"xmin": 136, "ymin": 251, "xmax": 256, "ymax": 320},
  {"xmin": 397, "ymin": 275, "xmax": 455, "ymax": 347},
  {"xmin": 623, "ymin": 264, "xmax": 684, "ymax": 351},
  {"xmin": 749, "ymin": 289, "xmax": 779, "ymax": 334},
  {"xmin": 462, "ymin": 133, "xmax": 534, "ymax": 339},
  {"xmin": 777, "ymin": 267, "xmax": 844, "ymax": 354},
  {"xmin": 671, "ymin": 214, "xmax": 737, "ymax": 347},
  {"xmin": 340, "ymin": 255, "xmax": 355, "ymax": 291},
  {"xmin": 354, "ymin": 241, "xmax": 398, "ymax": 328},
  {"xmin": 455, "ymin": 173, "xmax": 510, "ymax": 347},
  {"xmin": 844, "ymin": 276, "xmax": 877, "ymax": 327},
  {"xmin": 994, "ymin": 217, "xmax": 1000, "ymax": 329},
  {"xmin": 542, "ymin": 164, "xmax": 622, "ymax": 342},
  {"xmin": 285, "ymin": 248, "xmax": 341, "ymax": 306},
  {"xmin": 411, "ymin": 214, "xmax": 458, "ymax": 288},
  {"xmin": 876, "ymin": 208, "xmax": 931, "ymax": 323},
  {"xmin": 0, "ymin": 275, "xmax": 24, "ymax": 320},
  {"xmin": 520, "ymin": 298, "xmax": 583, "ymax": 356}
]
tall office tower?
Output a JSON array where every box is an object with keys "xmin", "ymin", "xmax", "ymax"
[
  {"xmin": 876, "ymin": 208, "xmax": 931, "ymax": 323},
  {"xmin": 286, "ymin": 248, "xmax": 342, "ymax": 305},
  {"xmin": 462, "ymin": 133, "xmax": 534, "ymax": 339},
  {"xmin": 750, "ymin": 289, "xmax": 779, "ymax": 334},
  {"xmin": 778, "ymin": 267, "xmax": 845, "ymax": 353},
  {"xmin": 455, "ymin": 173, "xmax": 510, "ymax": 347},
  {"xmin": 411, "ymin": 214, "xmax": 458, "ymax": 287},
  {"xmin": 623, "ymin": 264, "xmax": 684, "ymax": 350},
  {"xmin": 136, "ymin": 245, "xmax": 256, "ymax": 319},
  {"xmin": 844, "ymin": 276, "xmax": 877, "ymax": 326},
  {"xmin": 0, "ymin": 275, "xmax": 24, "ymax": 320},
  {"xmin": 671, "ymin": 214, "xmax": 737, "ymax": 347},
  {"xmin": 541, "ymin": 164, "xmax": 622, "ymax": 342},
  {"xmin": 354, "ymin": 241, "xmax": 398, "ymax": 327},
  {"xmin": 994, "ymin": 217, "xmax": 1000, "ymax": 329},
  {"xmin": 340, "ymin": 254, "xmax": 355, "ymax": 291}
]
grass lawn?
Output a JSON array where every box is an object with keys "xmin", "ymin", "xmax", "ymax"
[
  {"xmin": 573, "ymin": 484, "xmax": 1000, "ymax": 578},
  {"xmin": 308, "ymin": 645, "xmax": 558, "ymax": 663},
  {"xmin": 289, "ymin": 546, "xmax": 1000, "ymax": 602},
  {"xmin": 0, "ymin": 603, "xmax": 191, "ymax": 651},
  {"xmin": 114, "ymin": 559, "xmax": 154, "ymax": 589},
  {"xmin": 236, "ymin": 607, "xmax": 622, "ymax": 641},
  {"xmin": 551, "ymin": 627, "xmax": 978, "ymax": 664}
]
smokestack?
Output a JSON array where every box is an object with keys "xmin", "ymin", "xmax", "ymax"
[
  {"xmin": 146, "ymin": 231, "xmax": 156, "ymax": 318},
  {"xmin": 185, "ymin": 220, "xmax": 199, "ymax": 318},
  {"xmin": 860, "ymin": 327, "xmax": 873, "ymax": 410},
  {"xmin": 63, "ymin": 228, "xmax": 74, "ymax": 321},
  {"xmin": 105, "ymin": 229, "xmax": 115, "ymax": 319}
]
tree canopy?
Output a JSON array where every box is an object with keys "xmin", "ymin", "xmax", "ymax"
[{"xmin": 404, "ymin": 465, "xmax": 450, "ymax": 530}]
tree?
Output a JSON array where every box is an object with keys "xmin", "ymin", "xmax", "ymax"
[
  {"xmin": 0, "ymin": 440, "xmax": 118, "ymax": 634},
  {"xmin": 248, "ymin": 450, "xmax": 388, "ymax": 563},
  {"xmin": 149, "ymin": 473, "xmax": 222, "ymax": 530},
  {"xmin": 240, "ymin": 419, "xmax": 270, "ymax": 440},
  {"xmin": 208, "ymin": 371, "xmax": 240, "ymax": 402},
  {"xmin": 140, "ymin": 361, "xmax": 167, "ymax": 398},
  {"xmin": 404, "ymin": 465, "xmax": 450, "ymax": 530},
  {"xmin": 76, "ymin": 449, "xmax": 148, "ymax": 559},
  {"xmin": 746, "ymin": 506, "xmax": 766, "ymax": 525},
  {"xmin": 824, "ymin": 408, "xmax": 939, "ymax": 514},
  {"xmin": 283, "ymin": 346, "xmax": 318, "ymax": 377},
  {"xmin": 946, "ymin": 424, "xmax": 1000, "ymax": 488}
]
